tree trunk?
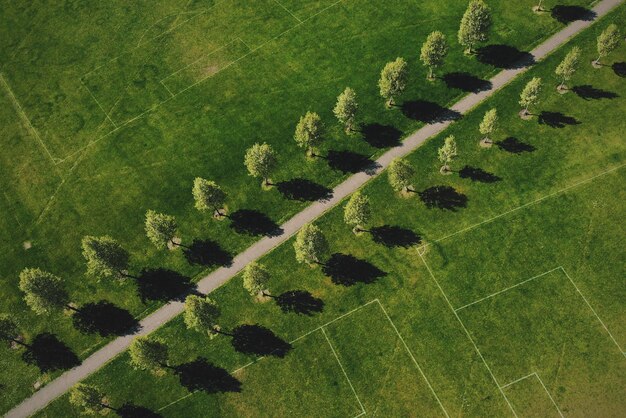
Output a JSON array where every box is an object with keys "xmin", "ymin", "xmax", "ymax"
[
  {"xmin": 65, "ymin": 304, "xmax": 81, "ymax": 313},
  {"xmin": 214, "ymin": 207, "xmax": 223, "ymax": 217},
  {"xmin": 9, "ymin": 337, "xmax": 30, "ymax": 349},
  {"xmin": 118, "ymin": 270, "xmax": 137, "ymax": 279},
  {"xmin": 211, "ymin": 327, "xmax": 233, "ymax": 337},
  {"xmin": 261, "ymin": 291, "xmax": 276, "ymax": 298},
  {"xmin": 428, "ymin": 67, "xmax": 434, "ymax": 80}
]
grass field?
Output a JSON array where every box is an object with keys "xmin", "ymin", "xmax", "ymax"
[
  {"xmin": 27, "ymin": 3, "xmax": 626, "ymax": 417},
  {"xmin": 0, "ymin": 0, "xmax": 610, "ymax": 412}
]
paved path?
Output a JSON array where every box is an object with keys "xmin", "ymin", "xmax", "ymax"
[{"xmin": 6, "ymin": 0, "xmax": 622, "ymax": 416}]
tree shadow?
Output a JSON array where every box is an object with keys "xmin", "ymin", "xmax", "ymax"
[
  {"xmin": 419, "ymin": 186, "xmax": 468, "ymax": 211},
  {"xmin": 370, "ymin": 225, "xmax": 421, "ymax": 248},
  {"xmin": 72, "ymin": 301, "xmax": 139, "ymax": 336},
  {"xmin": 572, "ymin": 85, "xmax": 618, "ymax": 100},
  {"xmin": 442, "ymin": 72, "xmax": 492, "ymax": 93},
  {"xmin": 118, "ymin": 404, "xmax": 163, "ymax": 418},
  {"xmin": 401, "ymin": 100, "xmax": 461, "ymax": 123},
  {"xmin": 183, "ymin": 239, "xmax": 233, "ymax": 268},
  {"xmin": 360, "ymin": 123, "xmax": 402, "ymax": 148},
  {"xmin": 538, "ymin": 111, "xmax": 580, "ymax": 128},
  {"xmin": 326, "ymin": 150, "xmax": 378, "ymax": 174},
  {"xmin": 229, "ymin": 210, "xmax": 283, "ymax": 237},
  {"xmin": 277, "ymin": 179, "xmax": 332, "ymax": 202},
  {"xmin": 613, "ymin": 62, "xmax": 626, "ymax": 77},
  {"xmin": 275, "ymin": 290, "xmax": 324, "ymax": 316},
  {"xmin": 459, "ymin": 166, "xmax": 501, "ymax": 183},
  {"xmin": 322, "ymin": 253, "xmax": 386, "ymax": 286},
  {"xmin": 476, "ymin": 45, "xmax": 535, "ymax": 69},
  {"xmin": 135, "ymin": 268, "xmax": 196, "ymax": 303},
  {"xmin": 231, "ymin": 324, "xmax": 292, "ymax": 358},
  {"xmin": 175, "ymin": 358, "xmax": 241, "ymax": 394},
  {"xmin": 22, "ymin": 333, "xmax": 80, "ymax": 372},
  {"xmin": 551, "ymin": 5, "xmax": 596, "ymax": 24},
  {"xmin": 496, "ymin": 137, "xmax": 536, "ymax": 154}
]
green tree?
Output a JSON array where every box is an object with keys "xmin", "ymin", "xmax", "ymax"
[
  {"xmin": 344, "ymin": 191, "xmax": 371, "ymax": 233},
  {"xmin": 595, "ymin": 24, "xmax": 621, "ymax": 66},
  {"xmin": 81, "ymin": 235, "xmax": 131, "ymax": 279},
  {"xmin": 479, "ymin": 108, "xmax": 498, "ymax": 144},
  {"xmin": 388, "ymin": 158, "xmax": 415, "ymax": 193},
  {"xmin": 19, "ymin": 268, "xmax": 73, "ymax": 315},
  {"xmin": 242, "ymin": 262, "xmax": 271, "ymax": 297},
  {"xmin": 458, "ymin": 0, "xmax": 491, "ymax": 54},
  {"xmin": 294, "ymin": 111, "xmax": 324, "ymax": 156},
  {"xmin": 192, "ymin": 178, "xmax": 227, "ymax": 217},
  {"xmin": 129, "ymin": 336, "xmax": 169, "ymax": 374},
  {"xmin": 333, "ymin": 87, "xmax": 358, "ymax": 133},
  {"xmin": 0, "ymin": 314, "xmax": 27, "ymax": 349},
  {"xmin": 184, "ymin": 295, "xmax": 224, "ymax": 336},
  {"xmin": 145, "ymin": 210, "xmax": 179, "ymax": 249},
  {"xmin": 555, "ymin": 47, "xmax": 581, "ymax": 91},
  {"xmin": 420, "ymin": 31, "xmax": 448, "ymax": 80},
  {"xmin": 438, "ymin": 135, "xmax": 457, "ymax": 173},
  {"xmin": 244, "ymin": 142, "xmax": 278, "ymax": 187},
  {"xmin": 69, "ymin": 383, "xmax": 110, "ymax": 415},
  {"xmin": 294, "ymin": 223, "xmax": 329, "ymax": 266},
  {"xmin": 378, "ymin": 57, "xmax": 408, "ymax": 107},
  {"xmin": 519, "ymin": 77, "xmax": 542, "ymax": 116}
]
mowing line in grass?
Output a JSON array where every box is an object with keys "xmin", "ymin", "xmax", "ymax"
[
  {"xmin": 272, "ymin": 0, "xmax": 302, "ymax": 23},
  {"xmin": 79, "ymin": 79, "xmax": 118, "ymax": 129}
]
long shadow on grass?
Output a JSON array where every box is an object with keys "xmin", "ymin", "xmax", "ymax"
[
  {"xmin": 551, "ymin": 5, "xmax": 596, "ymax": 23},
  {"xmin": 135, "ymin": 268, "xmax": 196, "ymax": 303},
  {"xmin": 572, "ymin": 85, "xmax": 618, "ymax": 100},
  {"xmin": 370, "ymin": 225, "xmax": 421, "ymax": 248},
  {"xmin": 538, "ymin": 111, "xmax": 580, "ymax": 128},
  {"xmin": 361, "ymin": 123, "xmax": 402, "ymax": 148},
  {"xmin": 613, "ymin": 62, "xmax": 626, "ymax": 77},
  {"xmin": 419, "ymin": 186, "xmax": 467, "ymax": 211},
  {"xmin": 459, "ymin": 166, "xmax": 501, "ymax": 183},
  {"xmin": 72, "ymin": 301, "xmax": 139, "ymax": 336},
  {"xmin": 175, "ymin": 358, "xmax": 241, "ymax": 394},
  {"xmin": 275, "ymin": 290, "xmax": 324, "ymax": 316},
  {"xmin": 401, "ymin": 100, "xmax": 461, "ymax": 123},
  {"xmin": 118, "ymin": 404, "xmax": 163, "ymax": 418},
  {"xmin": 22, "ymin": 333, "xmax": 81, "ymax": 372},
  {"xmin": 231, "ymin": 324, "xmax": 291, "ymax": 357},
  {"xmin": 322, "ymin": 253, "xmax": 386, "ymax": 286},
  {"xmin": 496, "ymin": 137, "xmax": 536, "ymax": 154},
  {"xmin": 442, "ymin": 72, "xmax": 492, "ymax": 93},
  {"xmin": 476, "ymin": 45, "xmax": 535, "ymax": 69},
  {"xmin": 326, "ymin": 150, "xmax": 379, "ymax": 174},
  {"xmin": 229, "ymin": 209, "xmax": 282, "ymax": 237},
  {"xmin": 183, "ymin": 239, "xmax": 233, "ymax": 267},
  {"xmin": 277, "ymin": 178, "xmax": 332, "ymax": 202}
]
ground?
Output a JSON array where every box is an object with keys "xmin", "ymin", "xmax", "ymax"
[{"xmin": 8, "ymin": 1, "xmax": 623, "ymax": 416}]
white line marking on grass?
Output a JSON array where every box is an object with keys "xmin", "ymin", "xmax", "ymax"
[
  {"xmin": 501, "ymin": 372, "xmax": 536, "ymax": 389},
  {"xmin": 376, "ymin": 300, "xmax": 450, "ymax": 417},
  {"xmin": 79, "ymin": 79, "xmax": 118, "ymax": 128},
  {"xmin": 273, "ymin": 0, "xmax": 302, "ymax": 23},
  {"xmin": 160, "ymin": 39, "xmax": 240, "ymax": 83},
  {"xmin": 160, "ymin": 80, "xmax": 174, "ymax": 97},
  {"xmin": 418, "ymin": 252, "xmax": 519, "ymax": 417},
  {"xmin": 560, "ymin": 267, "xmax": 626, "ymax": 357},
  {"xmin": 455, "ymin": 267, "xmax": 562, "ymax": 312},
  {"xmin": 156, "ymin": 392, "xmax": 194, "ymax": 412},
  {"xmin": 321, "ymin": 327, "xmax": 367, "ymax": 417},
  {"xmin": 503, "ymin": 372, "xmax": 564, "ymax": 418}
]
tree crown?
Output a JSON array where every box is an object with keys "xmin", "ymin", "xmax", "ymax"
[
  {"xmin": 294, "ymin": 111, "xmax": 324, "ymax": 151},
  {"xmin": 333, "ymin": 87, "xmax": 358, "ymax": 129},
  {"xmin": 420, "ymin": 31, "xmax": 448, "ymax": 69},
  {"xmin": 192, "ymin": 178, "xmax": 226, "ymax": 212},
  {"xmin": 0, "ymin": 314, "xmax": 20, "ymax": 347},
  {"xmin": 519, "ymin": 77, "xmax": 542, "ymax": 109},
  {"xmin": 597, "ymin": 24, "xmax": 621, "ymax": 58},
  {"xmin": 458, "ymin": 0, "xmax": 491, "ymax": 49},
  {"xmin": 388, "ymin": 158, "xmax": 415, "ymax": 192},
  {"xmin": 69, "ymin": 383, "xmax": 105, "ymax": 414},
  {"xmin": 244, "ymin": 142, "xmax": 277, "ymax": 181},
  {"xmin": 184, "ymin": 295, "xmax": 221, "ymax": 334},
  {"xmin": 19, "ymin": 268, "xmax": 69, "ymax": 315},
  {"xmin": 479, "ymin": 108, "xmax": 498, "ymax": 136},
  {"xmin": 438, "ymin": 135, "xmax": 458, "ymax": 164},
  {"xmin": 242, "ymin": 262, "xmax": 271, "ymax": 296},
  {"xmin": 145, "ymin": 210, "xmax": 178, "ymax": 249},
  {"xmin": 378, "ymin": 57, "xmax": 408, "ymax": 100},
  {"xmin": 81, "ymin": 235, "xmax": 129, "ymax": 279},
  {"xmin": 555, "ymin": 47, "xmax": 581, "ymax": 82},
  {"xmin": 294, "ymin": 223, "xmax": 329, "ymax": 265},
  {"xmin": 129, "ymin": 336, "xmax": 169, "ymax": 372},
  {"xmin": 344, "ymin": 191, "xmax": 371, "ymax": 228}
]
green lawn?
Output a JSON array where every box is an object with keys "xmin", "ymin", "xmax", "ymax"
[{"xmin": 29, "ymin": 3, "xmax": 626, "ymax": 417}]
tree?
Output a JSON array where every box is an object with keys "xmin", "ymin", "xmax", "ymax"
[
  {"xmin": 438, "ymin": 135, "xmax": 457, "ymax": 173},
  {"xmin": 129, "ymin": 336, "xmax": 169, "ymax": 374},
  {"xmin": 420, "ymin": 31, "xmax": 448, "ymax": 80},
  {"xmin": 458, "ymin": 0, "xmax": 491, "ymax": 54},
  {"xmin": 533, "ymin": 0, "xmax": 545, "ymax": 12},
  {"xmin": 244, "ymin": 142, "xmax": 277, "ymax": 187},
  {"xmin": 519, "ymin": 77, "xmax": 542, "ymax": 116},
  {"xmin": 333, "ymin": 87, "xmax": 358, "ymax": 133},
  {"xmin": 183, "ymin": 295, "xmax": 223, "ymax": 336},
  {"xmin": 378, "ymin": 57, "xmax": 408, "ymax": 107},
  {"xmin": 344, "ymin": 191, "xmax": 371, "ymax": 234},
  {"xmin": 294, "ymin": 223, "xmax": 329, "ymax": 266},
  {"xmin": 595, "ymin": 24, "xmax": 621, "ymax": 66},
  {"xmin": 294, "ymin": 111, "xmax": 324, "ymax": 156},
  {"xmin": 81, "ymin": 235, "xmax": 131, "ymax": 279},
  {"xmin": 242, "ymin": 262, "xmax": 271, "ymax": 297},
  {"xmin": 0, "ymin": 314, "xmax": 27, "ymax": 349},
  {"xmin": 192, "ymin": 178, "xmax": 227, "ymax": 217},
  {"xmin": 388, "ymin": 158, "xmax": 415, "ymax": 193},
  {"xmin": 555, "ymin": 47, "xmax": 581, "ymax": 91},
  {"xmin": 19, "ymin": 268, "xmax": 72, "ymax": 315},
  {"xmin": 145, "ymin": 210, "xmax": 178, "ymax": 249},
  {"xmin": 479, "ymin": 108, "xmax": 498, "ymax": 145},
  {"xmin": 69, "ymin": 383, "xmax": 109, "ymax": 415}
]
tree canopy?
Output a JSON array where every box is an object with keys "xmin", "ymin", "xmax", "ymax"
[
  {"xmin": 129, "ymin": 336, "xmax": 169, "ymax": 373},
  {"xmin": 294, "ymin": 111, "xmax": 324, "ymax": 155},
  {"xmin": 420, "ymin": 31, "xmax": 448, "ymax": 79},
  {"xmin": 344, "ymin": 191, "xmax": 371, "ymax": 232},
  {"xmin": 479, "ymin": 108, "xmax": 498, "ymax": 142},
  {"xmin": 294, "ymin": 223, "xmax": 329, "ymax": 265},
  {"xmin": 0, "ymin": 314, "xmax": 21, "ymax": 348},
  {"xmin": 69, "ymin": 383, "xmax": 107, "ymax": 415},
  {"xmin": 596, "ymin": 24, "xmax": 621, "ymax": 65},
  {"xmin": 388, "ymin": 158, "xmax": 415, "ymax": 192},
  {"xmin": 378, "ymin": 57, "xmax": 408, "ymax": 106},
  {"xmin": 555, "ymin": 47, "xmax": 581, "ymax": 89},
  {"xmin": 244, "ymin": 142, "xmax": 277, "ymax": 186},
  {"xmin": 184, "ymin": 295, "xmax": 221, "ymax": 336},
  {"xmin": 458, "ymin": 0, "xmax": 491, "ymax": 54},
  {"xmin": 519, "ymin": 77, "xmax": 542, "ymax": 114},
  {"xmin": 438, "ymin": 135, "xmax": 457, "ymax": 172},
  {"xmin": 192, "ymin": 178, "xmax": 227, "ymax": 215},
  {"xmin": 242, "ymin": 262, "xmax": 271, "ymax": 296},
  {"xmin": 333, "ymin": 87, "xmax": 358, "ymax": 132},
  {"xmin": 19, "ymin": 268, "xmax": 70, "ymax": 315},
  {"xmin": 81, "ymin": 235, "xmax": 130, "ymax": 279},
  {"xmin": 145, "ymin": 210, "xmax": 178, "ymax": 249}
]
